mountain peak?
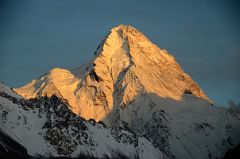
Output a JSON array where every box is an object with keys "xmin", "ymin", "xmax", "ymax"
[
  {"xmin": 111, "ymin": 24, "xmax": 130, "ymax": 31},
  {"xmin": 109, "ymin": 24, "xmax": 151, "ymax": 43},
  {"xmin": 110, "ymin": 24, "xmax": 142, "ymax": 37},
  {"xmin": 111, "ymin": 24, "xmax": 136, "ymax": 33},
  {"xmin": 94, "ymin": 24, "xmax": 163, "ymax": 64}
]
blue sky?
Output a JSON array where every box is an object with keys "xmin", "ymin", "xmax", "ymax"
[{"xmin": 0, "ymin": 0, "xmax": 239, "ymax": 106}]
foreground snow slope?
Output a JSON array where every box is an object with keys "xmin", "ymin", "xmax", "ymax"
[{"xmin": 0, "ymin": 83, "xmax": 165, "ymax": 159}]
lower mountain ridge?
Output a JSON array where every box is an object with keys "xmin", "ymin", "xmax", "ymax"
[{"xmin": 0, "ymin": 83, "xmax": 164, "ymax": 159}]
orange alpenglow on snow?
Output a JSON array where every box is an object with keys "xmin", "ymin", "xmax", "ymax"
[{"xmin": 14, "ymin": 25, "xmax": 211, "ymax": 123}]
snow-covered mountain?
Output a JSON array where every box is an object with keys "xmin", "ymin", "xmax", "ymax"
[
  {"xmin": 1, "ymin": 25, "xmax": 240, "ymax": 159},
  {"xmin": 0, "ymin": 83, "xmax": 165, "ymax": 158},
  {"xmin": 14, "ymin": 25, "xmax": 211, "ymax": 123}
]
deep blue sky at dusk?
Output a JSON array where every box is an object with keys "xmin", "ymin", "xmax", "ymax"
[{"xmin": 0, "ymin": 0, "xmax": 239, "ymax": 106}]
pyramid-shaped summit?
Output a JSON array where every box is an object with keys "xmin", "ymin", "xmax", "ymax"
[{"xmin": 15, "ymin": 24, "xmax": 211, "ymax": 123}]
